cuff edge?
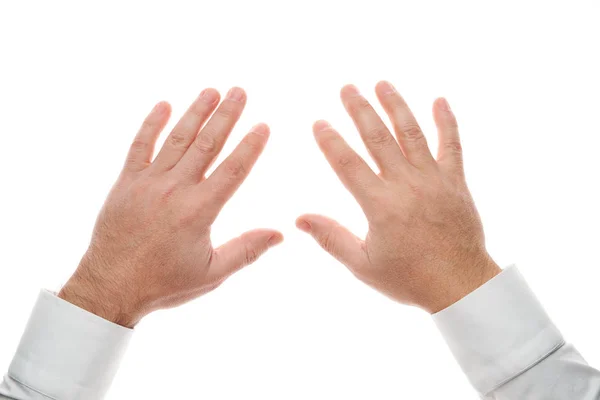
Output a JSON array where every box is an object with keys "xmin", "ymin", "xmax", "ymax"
[{"xmin": 482, "ymin": 338, "xmax": 566, "ymax": 395}]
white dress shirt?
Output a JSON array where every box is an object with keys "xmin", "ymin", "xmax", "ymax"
[{"xmin": 1, "ymin": 266, "xmax": 598, "ymax": 399}]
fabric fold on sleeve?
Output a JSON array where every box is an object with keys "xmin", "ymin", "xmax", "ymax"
[
  {"xmin": 4, "ymin": 289, "xmax": 133, "ymax": 400},
  {"xmin": 432, "ymin": 265, "xmax": 564, "ymax": 395}
]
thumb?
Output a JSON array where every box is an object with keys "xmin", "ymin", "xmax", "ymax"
[
  {"xmin": 296, "ymin": 214, "xmax": 368, "ymax": 270},
  {"xmin": 207, "ymin": 229, "xmax": 283, "ymax": 282}
]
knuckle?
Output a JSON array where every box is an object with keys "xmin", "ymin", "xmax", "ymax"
[
  {"xmin": 354, "ymin": 96, "xmax": 371, "ymax": 111},
  {"xmin": 193, "ymin": 132, "xmax": 217, "ymax": 154},
  {"xmin": 242, "ymin": 133, "xmax": 264, "ymax": 151},
  {"xmin": 140, "ymin": 119, "xmax": 157, "ymax": 131},
  {"xmin": 320, "ymin": 228, "xmax": 337, "ymax": 253},
  {"xmin": 316, "ymin": 133, "xmax": 341, "ymax": 156},
  {"xmin": 447, "ymin": 118, "xmax": 459, "ymax": 129},
  {"xmin": 365, "ymin": 127, "xmax": 393, "ymax": 147},
  {"xmin": 129, "ymin": 139, "xmax": 149, "ymax": 154},
  {"xmin": 337, "ymin": 151, "xmax": 358, "ymax": 168},
  {"xmin": 224, "ymin": 157, "xmax": 248, "ymax": 178},
  {"xmin": 244, "ymin": 244, "xmax": 260, "ymax": 265},
  {"xmin": 216, "ymin": 104, "xmax": 236, "ymax": 120},
  {"xmin": 168, "ymin": 131, "xmax": 188, "ymax": 148},
  {"xmin": 190, "ymin": 100, "xmax": 209, "ymax": 118},
  {"xmin": 400, "ymin": 123, "xmax": 424, "ymax": 141},
  {"xmin": 444, "ymin": 141, "xmax": 463, "ymax": 154},
  {"xmin": 317, "ymin": 131, "xmax": 338, "ymax": 149}
]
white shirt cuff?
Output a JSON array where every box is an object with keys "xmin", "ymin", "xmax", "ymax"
[
  {"xmin": 6, "ymin": 289, "xmax": 133, "ymax": 400},
  {"xmin": 432, "ymin": 265, "xmax": 564, "ymax": 395}
]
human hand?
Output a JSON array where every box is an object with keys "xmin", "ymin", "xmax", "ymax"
[
  {"xmin": 296, "ymin": 82, "xmax": 500, "ymax": 314},
  {"xmin": 58, "ymin": 87, "xmax": 283, "ymax": 327}
]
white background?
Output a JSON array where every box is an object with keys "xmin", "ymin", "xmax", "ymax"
[{"xmin": 1, "ymin": 1, "xmax": 599, "ymax": 398}]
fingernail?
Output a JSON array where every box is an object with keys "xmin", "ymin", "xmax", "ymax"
[
  {"xmin": 226, "ymin": 87, "xmax": 245, "ymax": 102},
  {"xmin": 379, "ymin": 80, "xmax": 397, "ymax": 94},
  {"xmin": 296, "ymin": 219, "xmax": 311, "ymax": 233},
  {"xmin": 313, "ymin": 120, "xmax": 331, "ymax": 132},
  {"xmin": 200, "ymin": 89, "xmax": 218, "ymax": 103},
  {"xmin": 438, "ymin": 98, "xmax": 451, "ymax": 111},
  {"xmin": 267, "ymin": 234, "xmax": 284, "ymax": 246},
  {"xmin": 252, "ymin": 123, "xmax": 270, "ymax": 136},
  {"xmin": 343, "ymin": 84, "xmax": 361, "ymax": 97}
]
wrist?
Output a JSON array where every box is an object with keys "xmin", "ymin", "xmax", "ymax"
[
  {"xmin": 424, "ymin": 254, "xmax": 501, "ymax": 314},
  {"xmin": 58, "ymin": 265, "xmax": 143, "ymax": 328}
]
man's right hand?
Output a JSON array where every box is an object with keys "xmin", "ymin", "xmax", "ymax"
[{"xmin": 58, "ymin": 87, "xmax": 283, "ymax": 328}]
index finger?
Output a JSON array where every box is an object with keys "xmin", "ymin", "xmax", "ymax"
[
  {"xmin": 312, "ymin": 120, "xmax": 382, "ymax": 210},
  {"xmin": 201, "ymin": 123, "xmax": 270, "ymax": 218}
]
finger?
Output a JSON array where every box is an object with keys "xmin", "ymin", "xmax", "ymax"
[
  {"xmin": 313, "ymin": 120, "xmax": 382, "ymax": 209},
  {"xmin": 296, "ymin": 214, "xmax": 368, "ymax": 271},
  {"xmin": 124, "ymin": 101, "xmax": 171, "ymax": 172},
  {"xmin": 201, "ymin": 123, "xmax": 270, "ymax": 218},
  {"xmin": 207, "ymin": 229, "xmax": 283, "ymax": 282},
  {"xmin": 340, "ymin": 85, "xmax": 407, "ymax": 174},
  {"xmin": 175, "ymin": 87, "xmax": 247, "ymax": 180},
  {"xmin": 375, "ymin": 81, "xmax": 436, "ymax": 168},
  {"xmin": 152, "ymin": 88, "xmax": 220, "ymax": 171},
  {"xmin": 433, "ymin": 97, "xmax": 464, "ymax": 178}
]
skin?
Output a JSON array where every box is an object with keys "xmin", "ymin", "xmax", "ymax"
[
  {"xmin": 58, "ymin": 87, "xmax": 283, "ymax": 328},
  {"xmin": 59, "ymin": 81, "xmax": 499, "ymax": 327},
  {"xmin": 296, "ymin": 81, "xmax": 501, "ymax": 314}
]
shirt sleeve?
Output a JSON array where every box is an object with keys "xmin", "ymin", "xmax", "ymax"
[
  {"xmin": 0, "ymin": 290, "xmax": 133, "ymax": 400},
  {"xmin": 433, "ymin": 265, "xmax": 600, "ymax": 399}
]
